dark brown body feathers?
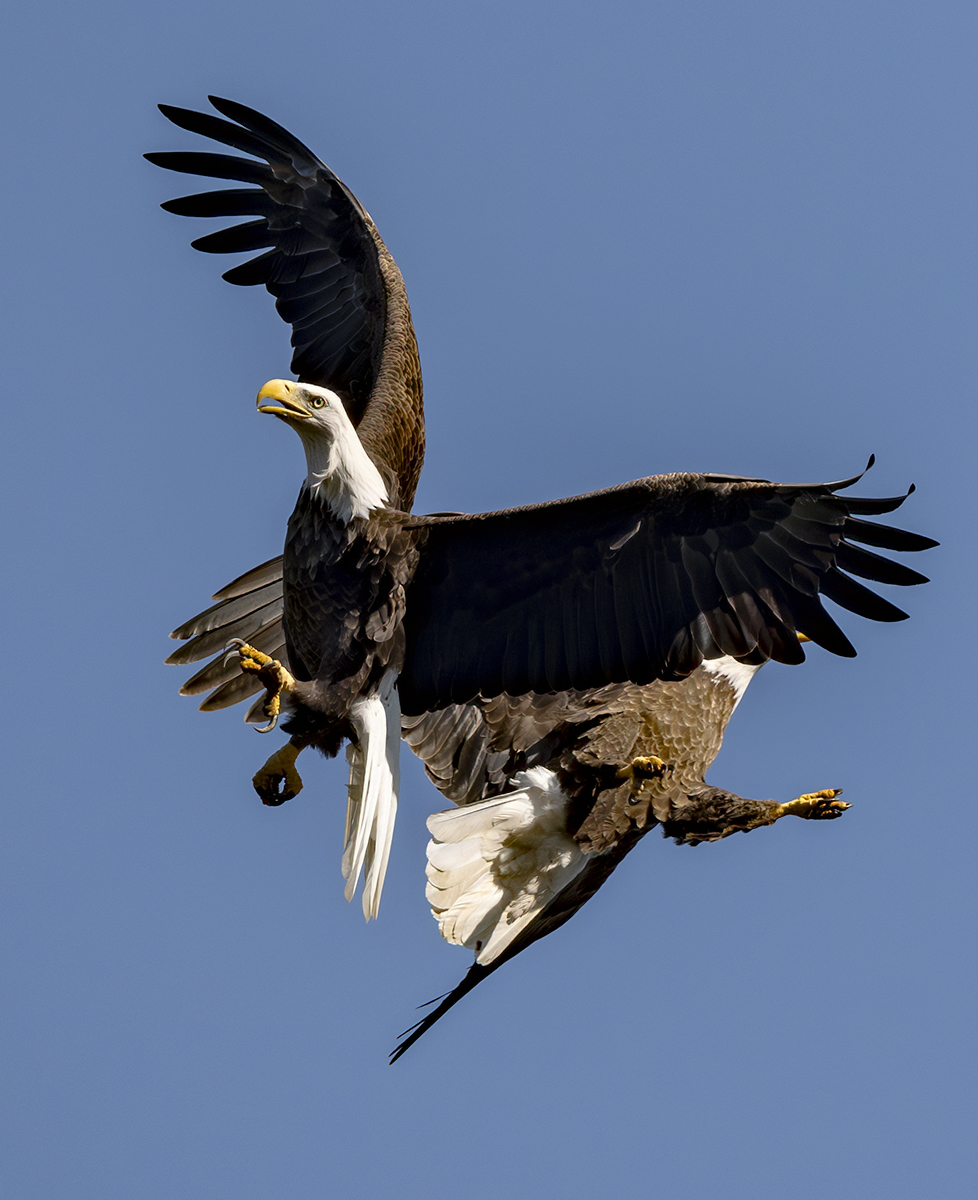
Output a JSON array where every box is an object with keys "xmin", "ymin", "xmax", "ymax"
[{"xmin": 283, "ymin": 496, "xmax": 419, "ymax": 741}]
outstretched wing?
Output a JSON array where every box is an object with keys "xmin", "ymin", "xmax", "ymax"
[
  {"xmin": 169, "ymin": 463, "xmax": 936, "ymax": 717},
  {"xmin": 147, "ymin": 96, "xmax": 423, "ymax": 509},
  {"xmin": 400, "ymin": 463, "xmax": 937, "ymax": 712}
]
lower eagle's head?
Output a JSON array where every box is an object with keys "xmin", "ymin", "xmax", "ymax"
[{"xmin": 257, "ymin": 379, "xmax": 389, "ymax": 523}]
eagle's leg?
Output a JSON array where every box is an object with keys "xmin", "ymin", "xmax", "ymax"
[
  {"xmin": 662, "ymin": 786, "xmax": 849, "ymax": 846},
  {"xmin": 252, "ymin": 738, "xmax": 306, "ymax": 807},
  {"xmin": 225, "ymin": 639, "xmax": 297, "ymax": 733}
]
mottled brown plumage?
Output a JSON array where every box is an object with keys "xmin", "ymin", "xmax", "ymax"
[
  {"xmin": 355, "ymin": 232, "xmax": 424, "ymax": 510},
  {"xmin": 391, "ymin": 666, "xmax": 847, "ymax": 1061}
]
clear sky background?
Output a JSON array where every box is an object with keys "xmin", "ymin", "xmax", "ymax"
[{"xmin": 2, "ymin": 2, "xmax": 974, "ymax": 1197}]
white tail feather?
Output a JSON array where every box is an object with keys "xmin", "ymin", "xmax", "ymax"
[
  {"xmin": 424, "ymin": 767, "xmax": 588, "ymax": 965},
  {"xmin": 342, "ymin": 675, "xmax": 401, "ymax": 921}
]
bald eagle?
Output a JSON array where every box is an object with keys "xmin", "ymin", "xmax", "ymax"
[
  {"xmin": 153, "ymin": 102, "xmax": 935, "ymax": 1020},
  {"xmin": 391, "ymin": 664, "xmax": 894, "ymax": 1058},
  {"xmin": 151, "ymin": 96, "xmax": 427, "ymax": 916}
]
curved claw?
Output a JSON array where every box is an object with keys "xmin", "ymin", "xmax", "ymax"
[
  {"xmin": 780, "ymin": 788, "xmax": 850, "ymax": 820},
  {"xmin": 224, "ymin": 641, "xmax": 292, "ymax": 731},
  {"xmin": 223, "ymin": 638, "xmax": 254, "ymax": 668}
]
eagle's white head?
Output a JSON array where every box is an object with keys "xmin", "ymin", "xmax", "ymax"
[{"xmin": 257, "ymin": 379, "xmax": 389, "ymax": 523}]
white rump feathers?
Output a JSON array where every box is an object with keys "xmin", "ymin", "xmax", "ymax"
[
  {"xmin": 700, "ymin": 654, "xmax": 760, "ymax": 712},
  {"xmin": 342, "ymin": 673, "xmax": 401, "ymax": 920},
  {"xmin": 425, "ymin": 767, "xmax": 587, "ymax": 965}
]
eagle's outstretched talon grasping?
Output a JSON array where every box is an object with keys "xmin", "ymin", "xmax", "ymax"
[
  {"xmin": 779, "ymin": 789, "xmax": 850, "ymax": 820},
  {"xmin": 224, "ymin": 639, "xmax": 297, "ymax": 734},
  {"xmin": 253, "ymin": 741, "xmax": 305, "ymax": 806}
]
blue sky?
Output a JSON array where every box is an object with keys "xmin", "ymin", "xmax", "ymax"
[{"xmin": 2, "ymin": 2, "xmax": 975, "ymax": 1197}]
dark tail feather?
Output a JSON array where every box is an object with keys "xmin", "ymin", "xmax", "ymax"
[{"xmin": 389, "ymin": 961, "xmax": 498, "ymax": 1064}]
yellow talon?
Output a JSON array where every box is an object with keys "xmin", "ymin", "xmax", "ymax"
[
  {"xmin": 225, "ymin": 640, "xmax": 296, "ymax": 733},
  {"xmin": 617, "ymin": 755, "xmax": 670, "ymax": 784},
  {"xmin": 779, "ymin": 789, "xmax": 850, "ymax": 820},
  {"xmin": 226, "ymin": 641, "xmax": 275, "ymax": 672}
]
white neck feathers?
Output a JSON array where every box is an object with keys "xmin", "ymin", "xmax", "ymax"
[{"xmin": 299, "ymin": 420, "xmax": 389, "ymax": 524}]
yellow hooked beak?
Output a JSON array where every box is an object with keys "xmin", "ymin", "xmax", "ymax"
[{"xmin": 257, "ymin": 379, "xmax": 309, "ymax": 420}]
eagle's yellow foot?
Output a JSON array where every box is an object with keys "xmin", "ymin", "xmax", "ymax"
[
  {"xmin": 617, "ymin": 755, "xmax": 671, "ymax": 786},
  {"xmin": 779, "ymin": 789, "xmax": 850, "ymax": 820},
  {"xmin": 233, "ymin": 643, "xmax": 274, "ymax": 672},
  {"xmin": 225, "ymin": 639, "xmax": 297, "ymax": 733},
  {"xmin": 253, "ymin": 742, "xmax": 304, "ymax": 807}
]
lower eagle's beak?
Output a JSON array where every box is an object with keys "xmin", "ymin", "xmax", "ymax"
[{"xmin": 257, "ymin": 379, "xmax": 309, "ymax": 420}]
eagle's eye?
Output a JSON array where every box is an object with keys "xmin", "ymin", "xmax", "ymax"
[{"xmin": 310, "ymin": 396, "xmax": 327, "ymax": 409}]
